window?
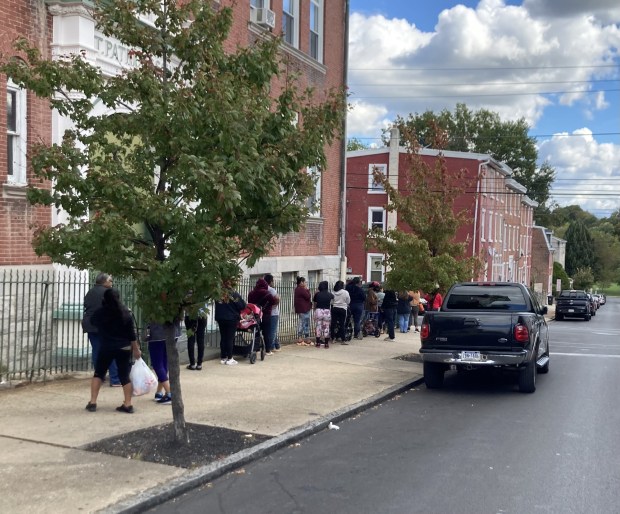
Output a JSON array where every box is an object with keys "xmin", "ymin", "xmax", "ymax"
[
  {"xmin": 282, "ymin": 0, "xmax": 299, "ymax": 47},
  {"xmin": 480, "ymin": 208, "xmax": 486, "ymax": 242},
  {"xmin": 368, "ymin": 254, "xmax": 384, "ymax": 283},
  {"xmin": 309, "ymin": 0, "xmax": 323, "ymax": 62},
  {"xmin": 487, "ymin": 210, "xmax": 494, "ymax": 242},
  {"xmin": 307, "ymin": 270, "xmax": 321, "ymax": 288},
  {"xmin": 368, "ymin": 207, "xmax": 385, "ymax": 232},
  {"xmin": 306, "ymin": 166, "xmax": 321, "ymax": 217},
  {"xmin": 368, "ymin": 163, "xmax": 386, "ymax": 193},
  {"xmin": 6, "ymin": 79, "xmax": 27, "ymax": 184}
]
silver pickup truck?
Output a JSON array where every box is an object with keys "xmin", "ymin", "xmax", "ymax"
[{"xmin": 419, "ymin": 282, "xmax": 550, "ymax": 393}]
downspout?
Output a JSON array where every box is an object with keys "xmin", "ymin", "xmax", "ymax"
[
  {"xmin": 472, "ymin": 159, "xmax": 490, "ymax": 261},
  {"xmin": 338, "ymin": 0, "xmax": 350, "ymax": 281}
]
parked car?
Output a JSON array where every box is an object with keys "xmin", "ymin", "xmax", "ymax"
[
  {"xmin": 555, "ymin": 290, "xmax": 591, "ymax": 321},
  {"xmin": 587, "ymin": 293, "xmax": 598, "ymax": 315},
  {"xmin": 419, "ymin": 282, "xmax": 549, "ymax": 393},
  {"xmin": 599, "ymin": 294, "xmax": 606, "ymax": 306}
]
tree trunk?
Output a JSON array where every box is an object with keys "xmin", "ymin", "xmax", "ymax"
[{"xmin": 165, "ymin": 324, "xmax": 189, "ymax": 444}]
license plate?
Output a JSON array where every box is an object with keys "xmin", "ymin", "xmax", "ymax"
[
  {"xmin": 461, "ymin": 351, "xmax": 481, "ymax": 361},
  {"xmin": 568, "ymin": 309, "xmax": 574, "ymax": 313}
]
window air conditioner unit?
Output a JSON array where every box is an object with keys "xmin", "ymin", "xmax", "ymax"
[{"xmin": 252, "ymin": 8, "xmax": 276, "ymax": 29}]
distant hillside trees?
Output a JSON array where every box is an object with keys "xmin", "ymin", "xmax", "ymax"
[{"xmin": 564, "ymin": 220, "xmax": 597, "ymax": 277}]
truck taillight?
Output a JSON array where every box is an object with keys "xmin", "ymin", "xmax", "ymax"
[
  {"xmin": 513, "ymin": 324, "xmax": 529, "ymax": 343},
  {"xmin": 420, "ymin": 323, "xmax": 430, "ymax": 339}
]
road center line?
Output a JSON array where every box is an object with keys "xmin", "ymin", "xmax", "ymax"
[{"xmin": 550, "ymin": 352, "xmax": 620, "ymax": 358}]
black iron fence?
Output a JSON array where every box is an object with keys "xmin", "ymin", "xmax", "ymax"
[{"xmin": 0, "ymin": 269, "xmax": 311, "ymax": 384}]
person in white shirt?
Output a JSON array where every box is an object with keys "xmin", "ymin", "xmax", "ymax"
[{"xmin": 331, "ymin": 280, "xmax": 351, "ymax": 344}]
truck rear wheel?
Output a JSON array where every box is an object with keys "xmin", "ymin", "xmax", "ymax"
[
  {"xmin": 424, "ymin": 362, "xmax": 445, "ymax": 389},
  {"xmin": 518, "ymin": 358, "xmax": 536, "ymax": 393}
]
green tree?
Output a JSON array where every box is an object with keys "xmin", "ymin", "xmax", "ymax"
[
  {"xmin": 590, "ymin": 228, "xmax": 620, "ymax": 286},
  {"xmin": 389, "ymin": 103, "xmax": 555, "ymax": 217},
  {"xmin": 2, "ymin": 0, "xmax": 345, "ymax": 442},
  {"xmin": 572, "ymin": 267, "xmax": 595, "ymax": 291},
  {"xmin": 347, "ymin": 137, "xmax": 369, "ymax": 151},
  {"xmin": 366, "ymin": 126, "xmax": 481, "ymax": 293},
  {"xmin": 552, "ymin": 261, "xmax": 570, "ymax": 294},
  {"xmin": 564, "ymin": 220, "xmax": 597, "ymax": 277}
]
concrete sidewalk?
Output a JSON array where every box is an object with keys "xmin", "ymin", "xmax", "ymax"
[{"xmin": 0, "ymin": 330, "xmax": 425, "ymax": 514}]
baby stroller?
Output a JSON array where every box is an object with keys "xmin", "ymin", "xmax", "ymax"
[
  {"xmin": 331, "ymin": 307, "xmax": 354, "ymax": 343},
  {"xmin": 235, "ymin": 303, "xmax": 265, "ymax": 364},
  {"xmin": 362, "ymin": 311, "xmax": 381, "ymax": 338}
]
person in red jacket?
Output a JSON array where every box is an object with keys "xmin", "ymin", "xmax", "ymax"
[
  {"xmin": 426, "ymin": 285, "xmax": 443, "ymax": 311},
  {"xmin": 294, "ymin": 276, "xmax": 312, "ymax": 345}
]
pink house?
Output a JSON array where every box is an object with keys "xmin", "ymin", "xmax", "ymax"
[{"xmin": 345, "ymin": 128, "xmax": 537, "ymax": 285}]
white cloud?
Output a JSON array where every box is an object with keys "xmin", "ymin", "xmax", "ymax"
[
  {"xmin": 538, "ymin": 129, "xmax": 620, "ymax": 216},
  {"xmin": 347, "ymin": 1, "xmax": 620, "ymax": 216},
  {"xmin": 523, "ymin": 0, "xmax": 620, "ymax": 24},
  {"xmin": 347, "ymin": 100, "xmax": 391, "ymax": 139},
  {"xmin": 348, "ymin": 2, "xmax": 620, "ymax": 128}
]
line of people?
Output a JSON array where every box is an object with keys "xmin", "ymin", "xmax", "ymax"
[{"xmin": 82, "ymin": 272, "xmax": 443, "ymax": 413}]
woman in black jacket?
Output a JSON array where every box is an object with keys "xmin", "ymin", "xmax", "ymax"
[
  {"xmin": 215, "ymin": 283, "xmax": 246, "ymax": 366},
  {"xmin": 85, "ymin": 288, "xmax": 141, "ymax": 413},
  {"xmin": 381, "ymin": 289, "xmax": 398, "ymax": 341}
]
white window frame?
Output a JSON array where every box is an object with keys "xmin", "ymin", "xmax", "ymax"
[
  {"xmin": 6, "ymin": 79, "xmax": 27, "ymax": 185},
  {"xmin": 368, "ymin": 207, "xmax": 385, "ymax": 233},
  {"xmin": 309, "ymin": 0, "xmax": 323, "ymax": 63},
  {"xmin": 306, "ymin": 166, "xmax": 321, "ymax": 217},
  {"xmin": 480, "ymin": 208, "xmax": 486, "ymax": 242},
  {"xmin": 368, "ymin": 163, "xmax": 386, "ymax": 193},
  {"xmin": 282, "ymin": 0, "xmax": 300, "ymax": 48},
  {"xmin": 487, "ymin": 210, "xmax": 494, "ymax": 242},
  {"xmin": 367, "ymin": 253, "xmax": 384, "ymax": 283}
]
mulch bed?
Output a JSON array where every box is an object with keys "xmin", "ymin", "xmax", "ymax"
[{"xmin": 83, "ymin": 422, "xmax": 271, "ymax": 469}]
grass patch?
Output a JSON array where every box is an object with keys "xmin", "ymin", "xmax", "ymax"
[{"xmin": 595, "ymin": 283, "xmax": 620, "ymax": 296}]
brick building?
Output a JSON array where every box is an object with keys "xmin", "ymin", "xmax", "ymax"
[
  {"xmin": 530, "ymin": 225, "xmax": 555, "ymax": 299},
  {"xmin": 1, "ymin": 0, "xmax": 347, "ymax": 283},
  {"xmin": 345, "ymin": 129, "xmax": 537, "ymax": 286},
  {"xmin": 1, "ymin": 0, "xmax": 53, "ymax": 269}
]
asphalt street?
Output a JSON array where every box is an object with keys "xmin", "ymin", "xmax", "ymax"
[{"xmin": 149, "ymin": 298, "xmax": 620, "ymax": 514}]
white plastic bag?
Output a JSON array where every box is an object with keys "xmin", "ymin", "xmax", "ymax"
[{"xmin": 130, "ymin": 357, "xmax": 158, "ymax": 396}]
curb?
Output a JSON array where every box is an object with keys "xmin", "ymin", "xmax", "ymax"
[{"xmin": 106, "ymin": 376, "xmax": 425, "ymax": 514}]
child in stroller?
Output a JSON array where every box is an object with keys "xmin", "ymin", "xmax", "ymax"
[
  {"xmin": 362, "ymin": 311, "xmax": 381, "ymax": 337},
  {"xmin": 236, "ymin": 303, "xmax": 265, "ymax": 364}
]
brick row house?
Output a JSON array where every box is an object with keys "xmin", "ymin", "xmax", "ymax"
[
  {"xmin": 0, "ymin": 1, "xmax": 346, "ymax": 379},
  {"xmin": 1, "ymin": 0, "xmax": 347, "ymax": 284},
  {"xmin": 345, "ymin": 129, "xmax": 538, "ymax": 287},
  {"xmin": 1, "ymin": 0, "xmax": 53, "ymax": 271}
]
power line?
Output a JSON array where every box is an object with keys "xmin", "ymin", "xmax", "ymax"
[
  {"xmin": 348, "ymin": 79, "xmax": 620, "ymax": 87},
  {"xmin": 349, "ymin": 64, "xmax": 620, "ymax": 72},
  {"xmin": 350, "ymin": 87, "xmax": 620, "ymax": 99},
  {"xmin": 349, "ymin": 132, "xmax": 620, "ymax": 140}
]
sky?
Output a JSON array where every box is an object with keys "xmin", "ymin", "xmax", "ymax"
[{"xmin": 347, "ymin": 0, "xmax": 620, "ymax": 218}]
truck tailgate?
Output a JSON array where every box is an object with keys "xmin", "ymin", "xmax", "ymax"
[{"xmin": 426, "ymin": 312, "xmax": 518, "ymax": 350}]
